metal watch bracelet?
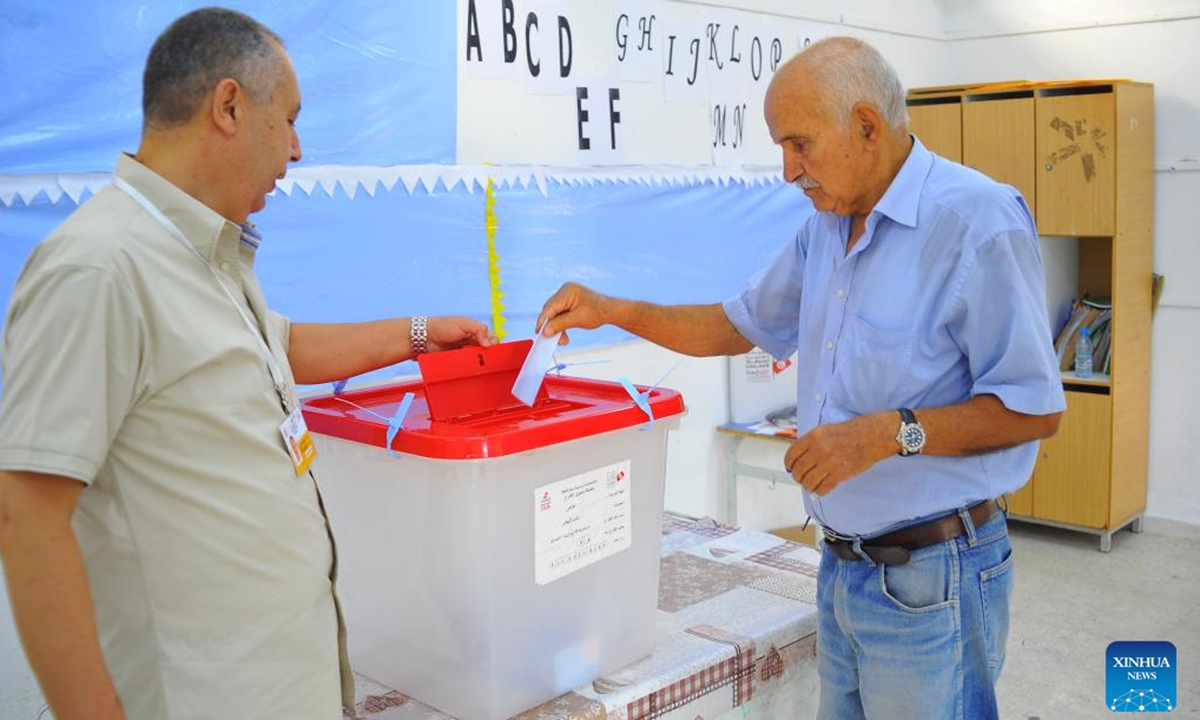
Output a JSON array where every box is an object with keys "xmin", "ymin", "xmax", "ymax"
[{"xmin": 411, "ymin": 315, "xmax": 428, "ymax": 356}]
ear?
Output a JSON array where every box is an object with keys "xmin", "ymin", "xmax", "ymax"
[
  {"xmin": 210, "ymin": 78, "xmax": 243, "ymax": 137},
  {"xmin": 851, "ymin": 103, "xmax": 884, "ymax": 144}
]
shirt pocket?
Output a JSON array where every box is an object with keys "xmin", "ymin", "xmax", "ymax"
[{"xmin": 835, "ymin": 314, "xmax": 915, "ymax": 412}]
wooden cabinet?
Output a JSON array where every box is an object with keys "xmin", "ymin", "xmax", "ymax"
[
  {"xmin": 908, "ymin": 81, "xmax": 1154, "ymax": 551},
  {"xmin": 1005, "ymin": 473, "xmax": 1034, "ymax": 517},
  {"xmin": 1035, "ymin": 88, "xmax": 1117, "ymax": 236},
  {"xmin": 1031, "ymin": 391, "xmax": 1112, "ymax": 528},
  {"xmin": 962, "ymin": 91, "xmax": 1036, "ymax": 217},
  {"xmin": 907, "ymin": 95, "xmax": 962, "ymax": 162}
]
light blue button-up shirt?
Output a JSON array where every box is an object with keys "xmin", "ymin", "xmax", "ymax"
[{"xmin": 723, "ymin": 138, "xmax": 1066, "ymax": 537}]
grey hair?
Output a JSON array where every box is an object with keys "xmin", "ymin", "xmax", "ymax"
[
  {"xmin": 143, "ymin": 7, "xmax": 286, "ymax": 128},
  {"xmin": 798, "ymin": 37, "xmax": 908, "ymax": 131}
]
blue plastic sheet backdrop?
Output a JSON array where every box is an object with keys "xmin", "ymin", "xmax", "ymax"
[
  {"xmin": 0, "ymin": 1, "xmax": 456, "ymax": 171},
  {"xmin": 0, "ymin": 1, "xmax": 813, "ymax": 389}
]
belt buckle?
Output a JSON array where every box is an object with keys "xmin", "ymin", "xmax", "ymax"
[
  {"xmin": 822, "ymin": 531, "xmax": 908, "ymax": 565},
  {"xmin": 825, "ymin": 537, "xmax": 910, "ymax": 565},
  {"xmin": 821, "ymin": 531, "xmax": 857, "ymax": 561}
]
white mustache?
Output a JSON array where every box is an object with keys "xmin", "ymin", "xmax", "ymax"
[{"xmin": 794, "ymin": 175, "xmax": 820, "ymax": 190}]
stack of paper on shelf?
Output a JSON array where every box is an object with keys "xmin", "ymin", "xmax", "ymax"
[{"xmin": 1053, "ymin": 296, "xmax": 1113, "ymax": 375}]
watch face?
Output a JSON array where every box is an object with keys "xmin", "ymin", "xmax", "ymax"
[{"xmin": 902, "ymin": 425, "xmax": 925, "ymax": 451}]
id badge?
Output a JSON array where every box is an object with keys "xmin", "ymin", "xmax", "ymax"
[{"xmin": 280, "ymin": 407, "xmax": 317, "ymax": 475}]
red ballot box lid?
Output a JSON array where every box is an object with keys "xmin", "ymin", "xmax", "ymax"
[{"xmin": 301, "ymin": 340, "xmax": 685, "ymax": 460}]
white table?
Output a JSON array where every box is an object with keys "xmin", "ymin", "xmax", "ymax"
[{"xmin": 716, "ymin": 422, "xmax": 801, "ymax": 527}]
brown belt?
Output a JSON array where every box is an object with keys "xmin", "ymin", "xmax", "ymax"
[{"xmin": 823, "ymin": 499, "xmax": 1002, "ymax": 565}]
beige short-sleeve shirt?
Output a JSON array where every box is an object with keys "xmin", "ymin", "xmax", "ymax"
[{"xmin": 0, "ymin": 155, "xmax": 347, "ymax": 719}]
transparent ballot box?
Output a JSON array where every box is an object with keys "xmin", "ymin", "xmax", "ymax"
[{"xmin": 302, "ymin": 340, "xmax": 685, "ymax": 720}]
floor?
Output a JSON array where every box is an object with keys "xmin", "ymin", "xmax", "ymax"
[{"xmin": 996, "ymin": 520, "xmax": 1200, "ymax": 718}]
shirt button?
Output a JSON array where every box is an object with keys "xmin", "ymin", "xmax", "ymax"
[
  {"xmin": 815, "ymin": 392, "xmax": 824, "ymax": 403},
  {"xmin": 219, "ymin": 261, "xmax": 231, "ymax": 272},
  {"xmin": 836, "ymin": 288, "xmax": 846, "ymax": 299},
  {"xmin": 826, "ymin": 340, "xmax": 835, "ymax": 350}
]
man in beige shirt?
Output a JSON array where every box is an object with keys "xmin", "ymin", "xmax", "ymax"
[{"xmin": 0, "ymin": 8, "xmax": 494, "ymax": 720}]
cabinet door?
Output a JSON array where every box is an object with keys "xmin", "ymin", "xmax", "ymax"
[
  {"xmin": 1032, "ymin": 391, "xmax": 1111, "ymax": 528},
  {"xmin": 963, "ymin": 95, "xmax": 1036, "ymax": 217},
  {"xmin": 908, "ymin": 100, "xmax": 962, "ymax": 162},
  {"xmin": 1005, "ymin": 482, "xmax": 1034, "ymax": 517},
  {"xmin": 1036, "ymin": 89, "xmax": 1116, "ymax": 236}
]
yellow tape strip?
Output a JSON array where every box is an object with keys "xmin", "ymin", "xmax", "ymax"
[{"xmin": 485, "ymin": 178, "xmax": 507, "ymax": 340}]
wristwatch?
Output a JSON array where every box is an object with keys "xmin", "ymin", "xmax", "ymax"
[{"xmin": 895, "ymin": 408, "xmax": 926, "ymax": 456}]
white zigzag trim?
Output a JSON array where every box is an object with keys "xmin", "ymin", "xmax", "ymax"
[{"xmin": 0, "ymin": 164, "xmax": 786, "ymax": 208}]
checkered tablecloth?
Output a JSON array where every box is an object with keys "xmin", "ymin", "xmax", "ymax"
[{"xmin": 343, "ymin": 514, "xmax": 820, "ymax": 720}]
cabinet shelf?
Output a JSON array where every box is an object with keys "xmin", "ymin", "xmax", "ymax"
[{"xmin": 1061, "ymin": 370, "xmax": 1111, "ymax": 389}]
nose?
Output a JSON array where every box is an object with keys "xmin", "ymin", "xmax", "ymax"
[
  {"xmin": 782, "ymin": 145, "xmax": 805, "ymax": 184},
  {"xmin": 290, "ymin": 125, "xmax": 303, "ymax": 163}
]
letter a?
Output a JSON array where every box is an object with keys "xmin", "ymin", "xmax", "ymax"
[{"xmin": 466, "ymin": 0, "xmax": 483, "ymax": 62}]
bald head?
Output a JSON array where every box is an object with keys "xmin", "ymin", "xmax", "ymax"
[
  {"xmin": 768, "ymin": 37, "xmax": 908, "ymax": 133},
  {"xmin": 762, "ymin": 37, "xmax": 914, "ymax": 220}
]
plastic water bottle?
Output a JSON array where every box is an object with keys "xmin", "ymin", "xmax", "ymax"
[{"xmin": 1075, "ymin": 327, "xmax": 1093, "ymax": 378}]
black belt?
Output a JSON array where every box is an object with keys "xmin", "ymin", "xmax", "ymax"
[{"xmin": 823, "ymin": 499, "xmax": 1002, "ymax": 565}]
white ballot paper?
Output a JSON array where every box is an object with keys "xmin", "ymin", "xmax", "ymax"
[{"xmin": 511, "ymin": 331, "xmax": 562, "ymax": 406}]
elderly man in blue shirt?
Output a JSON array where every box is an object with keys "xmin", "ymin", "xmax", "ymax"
[{"xmin": 537, "ymin": 36, "xmax": 1065, "ymax": 720}]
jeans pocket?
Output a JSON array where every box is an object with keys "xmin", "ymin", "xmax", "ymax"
[
  {"xmin": 879, "ymin": 546, "xmax": 957, "ymax": 613},
  {"xmin": 980, "ymin": 549, "xmax": 1015, "ymax": 672}
]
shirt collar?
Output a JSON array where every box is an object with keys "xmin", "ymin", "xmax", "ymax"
[
  {"xmin": 115, "ymin": 153, "xmax": 248, "ymax": 264},
  {"xmin": 869, "ymin": 135, "xmax": 933, "ymax": 229},
  {"xmin": 239, "ymin": 222, "xmax": 262, "ymax": 250}
]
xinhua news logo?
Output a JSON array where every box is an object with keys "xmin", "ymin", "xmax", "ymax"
[{"xmin": 1107, "ymin": 641, "xmax": 1176, "ymax": 712}]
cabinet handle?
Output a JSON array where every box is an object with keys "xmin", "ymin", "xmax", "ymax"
[{"xmin": 1045, "ymin": 163, "xmax": 1053, "ymax": 171}]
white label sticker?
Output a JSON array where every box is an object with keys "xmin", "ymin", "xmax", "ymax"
[
  {"xmin": 534, "ymin": 460, "xmax": 633, "ymax": 585},
  {"xmin": 744, "ymin": 347, "xmax": 773, "ymax": 383}
]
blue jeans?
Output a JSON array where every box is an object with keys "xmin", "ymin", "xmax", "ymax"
[{"xmin": 816, "ymin": 508, "xmax": 1014, "ymax": 720}]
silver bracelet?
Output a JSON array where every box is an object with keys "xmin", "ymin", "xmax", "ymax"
[{"xmin": 411, "ymin": 316, "xmax": 428, "ymax": 356}]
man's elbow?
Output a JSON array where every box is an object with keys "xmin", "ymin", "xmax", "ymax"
[{"xmin": 1035, "ymin": 411, "xmax": 1064, "ymax": 440}]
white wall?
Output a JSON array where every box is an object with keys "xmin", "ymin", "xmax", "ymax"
[
  {"xmin": 941, "ymin": 0, "xmax": 1200, "ymax": 38},
  {"xmin": 681, "ymin": 0, "xmax": 946, "ymax": 40},
  {"xmin": 938, "ymin": 4, "xmax": 1200, "ymax": 528}
]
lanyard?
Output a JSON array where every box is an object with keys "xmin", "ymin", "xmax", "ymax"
[{"xmin": 113, "ymin": 177, "xmax": 291, "ymax": 409}]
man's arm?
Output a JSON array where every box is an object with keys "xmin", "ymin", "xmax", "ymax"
[
  {"xmin": 0, "ymin": 471, "xmax": 126, "ymax": 720},
  {"xmin": 536, "ymin": 282, "xmax": 754, "ymax": 357},
  {"xmin": 783, "ymin": 394, "xmax": 1063, "ymax": 496},
  {"xmin": 287, "ymin": 316, "xmax": 497, "ymax": 385}
]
